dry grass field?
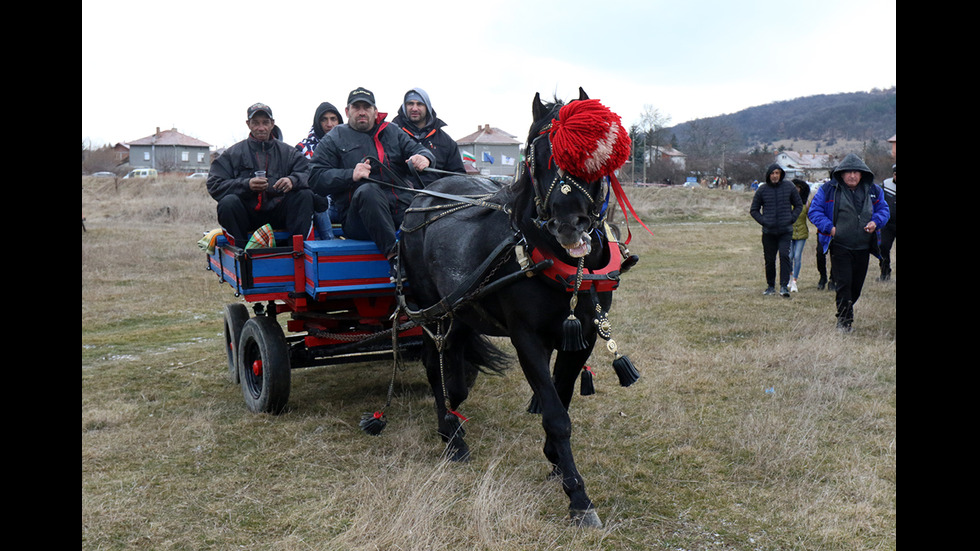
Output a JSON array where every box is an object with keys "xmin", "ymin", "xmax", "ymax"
[{"xmin": 82, "ymin": 175, "xmax": 896, "ymax": 550}]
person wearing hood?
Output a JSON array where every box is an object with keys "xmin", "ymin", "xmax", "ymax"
[
  {"xmin": 207, "ymin": 102, "xmax": 315, "ymax": 246},
  {"xmin": 296, "ymin": 102, "xmax": 344, "ymax": 159},
  {"xmin": 750, "ymin": 164, "xmax": 804, "ymax": 297},
  {"xmin": 391, "ymin": 88, "xmax": 465, "ymax": 188},
  {"xmin": 808, "ymin": 153, "xmax": 890, "ymax": 332},
  {"xmin": 295, "ymin": 102, "xmax": 345, "ymax": 240},
  {"xmin": 308, "ymin": 87, "xmax": 434, "ymax": 264}
]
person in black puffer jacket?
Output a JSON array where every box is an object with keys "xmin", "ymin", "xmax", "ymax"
[{"xmin": 750, "ymin": 164, "xmax": 804, "ymax": 297}]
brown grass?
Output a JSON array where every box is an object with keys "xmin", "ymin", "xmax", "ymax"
[{"xmin": 82, "ymin": 176, "xmax": 895, "ymax": 550}]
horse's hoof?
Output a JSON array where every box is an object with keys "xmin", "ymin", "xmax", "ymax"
[
  {"xmin": 569, "ymin": 508, "xmax": 602, "ymax": 528},
  {"xmin": 444, "ymin": 445, "xmax": 471, "ymax": 462}
]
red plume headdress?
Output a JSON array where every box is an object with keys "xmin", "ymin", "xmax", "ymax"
[{"xmin": 548, "ymin": 99, "xmax": 631, "ymax": 181}]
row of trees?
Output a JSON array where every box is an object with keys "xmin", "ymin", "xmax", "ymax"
[{"xmin": 625, "ymin": 104, "xmax": 895, "ymax": 186}]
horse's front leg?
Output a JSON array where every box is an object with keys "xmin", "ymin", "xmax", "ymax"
[
  {"xmin": 511, "ymin": 331, "xmax": 601, "ymax": 527},
  {"xmin": 423, "ymin": 331, "xmax": 471, "ymax": 462}
]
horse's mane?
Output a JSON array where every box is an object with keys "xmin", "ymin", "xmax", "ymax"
[{"xmin": 504, "ymin": 98, "xmax": 566, "ymax": 224}]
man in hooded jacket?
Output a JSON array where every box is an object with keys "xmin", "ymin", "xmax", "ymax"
[
  {"xmin": 750, "ymin": 164, "xmax": 804, "ymax": 297},
  {"xmin": 207, "ymin": 103, "xmax": 314, "ymax": 246},
  {"xmin": 391, "ymin": 87, "xmax": 465, "ymax": 188},
  {"xmin": 808, "ymin": 153, "xmax": 890, "ymax": 331}
]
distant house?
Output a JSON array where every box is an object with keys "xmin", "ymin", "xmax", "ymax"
[
  {"xmin": 455, "ymin": 124, "xmax": 522, "ymax": 178},
  {"xmin": 646, "ymin": 145, "xmax": 686, "ymax": 170},
  {"xmin": 775, "ymin": 151, "xmax": 837, "ymax": 182},
  {"xmin": 126, "ymin": 127, "xmax": 212, "ymax": 173},
  {"xmin": 887, "ymin": 134, "xmax": 896, "ymax": 158},
  {"xmin": 111, "ymin": 143, "xmax": 130, "ymax": 165}
]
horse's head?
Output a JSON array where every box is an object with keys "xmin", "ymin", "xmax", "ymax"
[{"xmin": 516, "ymin": 88, "xmax": 630, "ymax": 258}]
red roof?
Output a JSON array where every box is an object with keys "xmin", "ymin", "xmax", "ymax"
[
  {"xmin": 127, "ymin": 128, "xmax": 211, "ymax": 147},
  {"xmin": 455, "ymin": 125, "xmax": 521, "ymax": 145}
]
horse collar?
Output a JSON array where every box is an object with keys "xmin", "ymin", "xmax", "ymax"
[{"xmin": 521, "ymin": 224, "xmax": 623, "ymax": 293}]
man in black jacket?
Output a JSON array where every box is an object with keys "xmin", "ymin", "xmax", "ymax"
[
  {"xmin": 207, "ymin": 103, "xmax": 315, "ymax": 246},
  {"xmin": 308, "ymin": 87, "xmax": 434, "ymax": 259},
  {"xmin": 391, "ymin": 87, "xmax": 465, "ymax": 188},
  {"xmin": 750, "ymin": 164, "xmax": 804, "ymax": 297}
]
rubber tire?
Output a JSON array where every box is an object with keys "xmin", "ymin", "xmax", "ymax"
[
  {"xmin": 223, "ymin": 303, "xmax": 250, "ymax": 384},
  {"xmin": 238, "ymin": 316, "xmax": 291, "ymax": 414}
]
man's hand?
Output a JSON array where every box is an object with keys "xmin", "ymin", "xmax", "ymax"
[
  {"xmin": 272, "ymin": 177, "xmax": 292, "ymax": 193},
  {"xmin": 249, "ymin": 175, "xmax": 269, "ymax": 192},
  {"xmin": 407, "ymin": 154, "xmax": 430, "ymax": 172},
  {"xmin": 353, "ymin": 159, "xmax": 372, "ymax": 182}
]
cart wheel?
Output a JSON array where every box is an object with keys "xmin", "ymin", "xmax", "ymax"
[
  {"xmin": 238, "ymin": 316, "xmax": 291, "ymax": 414},
  {"xmin": 223, "ymin": 303, "xmax": 250, "ymax": 384}
]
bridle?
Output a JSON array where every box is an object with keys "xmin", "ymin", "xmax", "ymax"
[
  {"xmin": 524, "ymin": 127, "xmax": 610, "ymax": 233},
  {"xmin": 521, "ymin": 123, "xmax": 609, "ymax": 233}
]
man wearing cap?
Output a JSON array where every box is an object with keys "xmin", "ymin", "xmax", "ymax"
[
  {"xmin": 878, "ymin": 164, "xmax": 896, "ymax": 281},
  {"xmin": 207, "ymin": 103, "xmax": 315, "ymax": 246},
  {"xmin": 309, "ymin": 87, "xmax": 434, "ymax": 261},
  {"xmin": 391, "ymin": 87, "xmax": 465, "ymax": 188}
]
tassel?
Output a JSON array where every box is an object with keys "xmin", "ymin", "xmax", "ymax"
[
  {"xmin": 443, "ymin": 409, "xmax": 468, "ymax": 438},
  {"xmin": 580, "ymin": 365, "xmax": 595, "ymax": 396},
  {"xmin": 562, "ymin": 313, "xmax": 587, "ymax": 351},
  {"xmin": 359, "ymin": 411, "xmax": 387, "ymax": 435},
  {"xmin": 612, "ymin": 353, "xmax": 640, "ymax": 387}
]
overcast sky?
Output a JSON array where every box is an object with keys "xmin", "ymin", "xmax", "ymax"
[{"xmin": 82, "ymin": 0, "xmax": 896, "ymax": 150}]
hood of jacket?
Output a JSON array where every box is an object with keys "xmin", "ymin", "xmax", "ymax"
[
  {"xmin": 832, "ymin": 153, "xmax": 875, "ymax": 186},
  {"xmin": 311, "ymin": 102, "xmax": 344, "ymax": 140},
  {"xmin": 765, "ymin": 163, "xmax": 786, "ymax": 185},
  {"xmin": 393, "ymin": 87, "xmax": 448, "ymax": 134}
]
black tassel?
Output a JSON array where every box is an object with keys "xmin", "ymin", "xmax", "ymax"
[
  {"xmin": 527, "ymin": 393, "xmax": 541, "ymax": 414},
  {"xmin": 580, "ymin": 365, "xmax": 595, "ymax": 396},
  {"xmin": 612, "ymin": 353, "xmax": 640, "ymax": 387},
  {"xmin": 359, "ymin": 411, "xmax": 387, "ymax": 435},
  {"xmin": 562, "ymin": 313, "xmax": 587, "ymax": 351},
  {"xmin": 444, "ymin": 409, "xmax": 467, "ymax": 437}
]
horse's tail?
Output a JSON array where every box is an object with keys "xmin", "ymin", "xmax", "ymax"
[{"xmin": 451, "ymin": 327, "xmax": 511, "ymax": 380}]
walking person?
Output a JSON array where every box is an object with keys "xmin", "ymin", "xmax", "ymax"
[
  {"xmin": 789, "ymin": 179, "xmax": 811, "ymax": 292},
  {"xmin": 808, "ymin": 153, "xmax": 890, "ymax": 332},
  {"xmin": 878, "ymin": 164, "xmax": 896, "ymax": 281},
  {"xmin": 750, "ymin": 164, "xmax": 804, "ymax": 297}
]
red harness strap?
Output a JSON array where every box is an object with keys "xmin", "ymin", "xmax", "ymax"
[{"xmin": 530, "ymin": 239, "xmax": 622, "ymax": 293}]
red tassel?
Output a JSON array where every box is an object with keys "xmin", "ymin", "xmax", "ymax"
[{"xmin": 549, "ymin": 99, "xmax": 631, "ymax": 182}]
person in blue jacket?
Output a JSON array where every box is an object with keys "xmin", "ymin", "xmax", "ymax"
[{"xmin": 807, "ymin": 153, "xmax": 890, "ymax": 332}]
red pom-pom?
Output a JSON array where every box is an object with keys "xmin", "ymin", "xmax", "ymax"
[{"xmin": 549, "ymin": 99, "xmax": 631, "ymax": 181}]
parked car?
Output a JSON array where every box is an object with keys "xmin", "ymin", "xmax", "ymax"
[
  {"xmin": 91, "ymin": 171, "xmax": 116, "ymax": 178},
  {"xmin": 123, "ymin": 168, "xmax": 158, "ymax": 179},
  {"xmin": 187, "ymin": 172, "xmax": 209, "ymax": 179}
]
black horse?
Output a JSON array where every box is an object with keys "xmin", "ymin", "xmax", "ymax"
[{"xmin": 395, "ymin": 88, "xmax": 637, "ymax": 527}]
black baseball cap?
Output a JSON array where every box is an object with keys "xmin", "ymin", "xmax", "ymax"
[
  {"xmin": 347, "ymin": 87, "xmax": 376, "ymax": 107},
  {"xmin": 247, "ymin": 103, "xmax": 273, "ymax": 120}
]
